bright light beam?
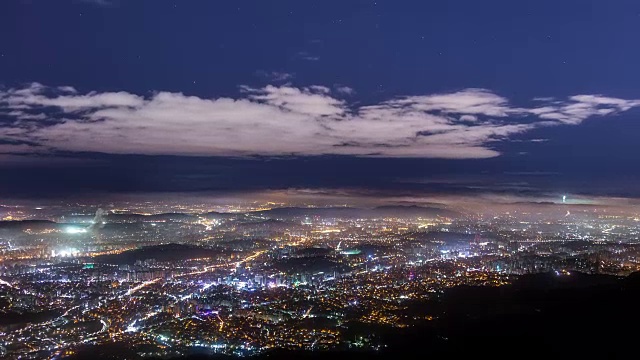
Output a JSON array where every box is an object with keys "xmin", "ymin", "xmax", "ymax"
[
  {"xmin": 125, "ymin": 278, "xmax": 161, "ymax": 296},
  {"xmin": 0, "ymin": 277, "xmax": 14, "ymax": 288}
]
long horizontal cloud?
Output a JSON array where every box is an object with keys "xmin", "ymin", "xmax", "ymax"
[{"xmin": 0, "ymin": 83, "xmax": 638, "ymax": 159}]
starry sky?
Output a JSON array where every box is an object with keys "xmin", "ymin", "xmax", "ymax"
[{"xmin": 1, "ymin": 0, "xmax": 640, "ymax": 199}]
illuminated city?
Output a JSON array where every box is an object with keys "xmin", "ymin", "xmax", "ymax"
[
  {"xmin": 3, "ymin": 0, "xmax": 640, "ymax": 358},
  {"xmin": 2, "ymin": 195, "xmax": 640, "ymax": 358}
]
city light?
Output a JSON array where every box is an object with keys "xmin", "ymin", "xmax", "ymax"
[
  {"xmin": 65, "ymin": 226, "xmax": 88, "ymax": 234},
  {"xmin": 2, "ymin": 200, "xmax": 640, "ymax": 358}
]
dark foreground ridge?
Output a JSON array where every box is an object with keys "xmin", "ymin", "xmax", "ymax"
[{"xmin": 67, "ymin": 271, "xmax": 640, "ymax": 360}]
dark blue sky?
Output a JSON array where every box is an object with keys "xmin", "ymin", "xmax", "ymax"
[{"xmin": 1, "ymin": 0, "xmax": 640, "ymax": 198}]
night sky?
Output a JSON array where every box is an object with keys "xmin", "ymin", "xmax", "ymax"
[{"xmin": 1, "ymin": 0, "xmax": 640, "ymax": 198}]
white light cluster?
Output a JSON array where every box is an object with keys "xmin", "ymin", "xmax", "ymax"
[{"xmin": 65, "ymin": 226, "xmax": 88, "ymax": 234}]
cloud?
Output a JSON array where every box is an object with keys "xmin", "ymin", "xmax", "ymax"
[
  {"xmin": 0, "ymin": 143, "xmax": 38, "ymax": 154},
  {"xmin": 528, "ymin": 95, "xmax": 640, "ymax": 125},
  {"xmin": 459, "ymin": 115, "xmax": 477, "ymax": 122},
  {"xmin": 1, "ymin": 82, "xmax": 144, "ymax": 111},
  {"xmin": 242, "ymin": 85, "xmax": 344, "ymax": 116},
  {"xmin": 335, "ymin": 86, "xmax": 356, "ymax": 96},
  {"xmin": 1, "ymin": 84, "xmax": 638, "ymax": 160},
  {"xmin": 385, "ymin": 88, "xmax": 514, "ymax": 117},
  {"xmin": 509, "ymin": 138, "xmax": 549, "ymax": 143}
]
